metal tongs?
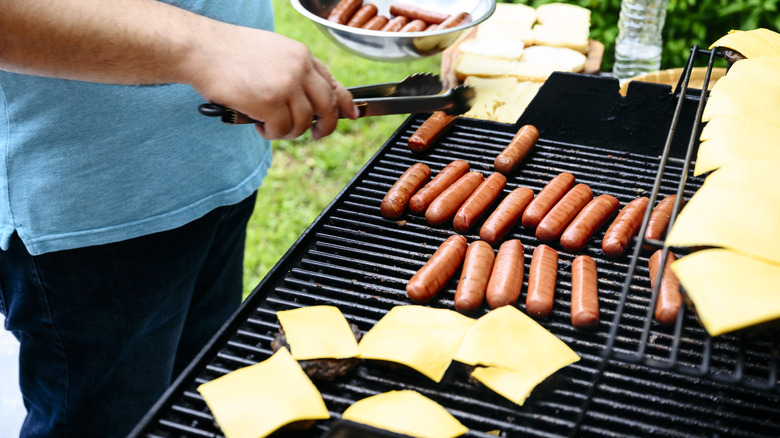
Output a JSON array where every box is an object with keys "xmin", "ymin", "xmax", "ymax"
[{"xmin": 198, "ymin": 73, "xmax": 475, "ymax": 125}]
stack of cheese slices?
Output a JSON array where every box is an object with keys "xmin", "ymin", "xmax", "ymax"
[
  {"xmin": 451, "ymin": 2, "xmax": 592, "ymax": 123},
  {"xmin": 665, "ymin": 28, "xmax": 780, "ymax": 337}
]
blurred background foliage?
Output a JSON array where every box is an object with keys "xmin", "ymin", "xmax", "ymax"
[{"xmin": 504, "ymin": 0, "xmax": 780, "ymax": 71}]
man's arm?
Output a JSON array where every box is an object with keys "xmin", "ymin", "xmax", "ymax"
[{"xmin": 0, "ymin": 0, "xmax": 357, "ymax": 139}]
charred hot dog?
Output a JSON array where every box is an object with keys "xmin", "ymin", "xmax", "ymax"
[
  {"xmin": 521, "ymin": 172, "xmax": 575, "ymax": 228},
  {"xmin": 648, "ymin": 250, "xmax": 682, "ymax": 326},
  {"xmin": 454, "ymin": 240, "xmax": 495, "ymax": 313},
  {"xmin": 602, "ymin": 196, "xmax": 650, "ymax": 258},
  {"xmin": 560, "ymin": 194, "xmax": 620, "ymax": 253},
  {"xmin": 486, "ymin": 239, "xmax": 525, "ymax": 309},
  {"xmin": 408, "ymin": 111, "xmax": 459, "ymax": 153},
  {"xmin": 380, "ymin": 162, "xmax": 431, "ymax": 219},
  {"xmin": 494, "ymin": 125, "xmax": 539, "ymax": 175},
  {"xmin": 327, "ymin": 0, "xmax": 363, "ymax": 25},
  {"xmin": 453, "ymin": 172, "xmax": 507, "ymax": 233},
  {"xmin": 526, "ymin": 244, "xmax": 558, "ymax": 318},
  {"xmin": 425, "ymin": 171, "xmax": 484, "ymax": 226},
  {"xmin": 406, "ymin": 235, "xmax": 468, "ymax": 304},
  {"xmin": 570, "ymin": 255, "xmax": 599, "ymax": 328},
  {"xmin": 409, "ymin": 160, "xmax": 470, "ymax": 214},
  {"xmin": 479, "ymin": 187, "xmax": 534, "ymax": 245},
  {"xmin": 535, "ymin": 183, "xmax": 593, "ymax": 243}
]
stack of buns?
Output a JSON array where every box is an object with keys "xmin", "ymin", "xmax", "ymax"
[{"xmin": 450, "ymin": 2, "xmax": 592, "ymax": 123}]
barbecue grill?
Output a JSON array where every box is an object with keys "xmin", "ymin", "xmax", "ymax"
[{"xmin": 129, "ymin": 47, "xmax": 780, "ymax": 438}]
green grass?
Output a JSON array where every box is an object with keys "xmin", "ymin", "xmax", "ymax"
[{"xmin": 242, "ymin": 0, "xmax": 441, "ymax": 296}]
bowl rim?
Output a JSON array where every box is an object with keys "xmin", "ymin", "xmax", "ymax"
[{"xmin": 289, "ymin": 0, "xmax": 497, "ymax": 38}]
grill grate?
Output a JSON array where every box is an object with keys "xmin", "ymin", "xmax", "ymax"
[{"xmin": 130, "ymin": 47, "xmax": 780, "ymax": 438}]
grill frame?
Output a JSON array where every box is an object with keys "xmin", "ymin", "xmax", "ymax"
[{"xmin": 130, "ymin": 47, "xmax": 780, "ymax": 438}]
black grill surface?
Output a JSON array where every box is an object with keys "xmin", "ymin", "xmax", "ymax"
[{"xmin": 131, "ymin": 62, "xmax": 780, "ymax": 437}]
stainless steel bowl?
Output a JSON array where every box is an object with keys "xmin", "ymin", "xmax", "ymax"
[{"xmin": 290, "ymin": 0, "xmax": 496, "ymax": 62}]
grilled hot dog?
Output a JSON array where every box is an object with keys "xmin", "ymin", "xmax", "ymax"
[
  {"xmin": 570, "ymin": 255, "xmax": 599, "ymax": 328},
  {"xmin": 454, "ymin": 240, "xmax": 495, "ymax": 313},
  {"xmin": 380, "ymin": 163, "xmax": 431, "ymax": 219},
  {"xmin": 522, "ymin": 172, "xmax": 575, "ymax": 228},
  {"xmin": 479, "ymin": 187, "xmax": 534, "ymax": 245},
  {"xmin": 535, "ymin": 183, "xmax": 593, "ymax": 243},
  {"xmin": 453, "ymin": 172, "xmax": 507, "ymax": 233},
  {"xmin": 362, "ymin": 14, "xmax": 390, "ymax": 30},
  {"xmin": 643, "ymin": 195, "xmax": 681, "ymax": 251},
  {"xmin": 381, "ymin": 15, "xmax": 409, "ymax": 31},
  {"xmin": 409, "ymin": 160, "xmax": 469, "ymax": 214},
  {"xmin": 389, "ymin": 3, "xmax": 450, "ymax": 24},
  {"xmin": 494, "ymin": 125, "xmax": 539, "ymax": 175},
  {"xmin": 486, "ymin": 239, "xmax": 525, "ymax": 309},
  {"xmin": 526, "ymin": 244, "xmax": 558, "ymax": 318},
  {"xmin": 406, "ymin": 235, "xmax": 468, "ymax": 304},
  {"xmin": 602, "ymin": 197, "xmax": 650, "ymax": 258},
  {"xmin": 425, "ymin": 171, "xmax": 484, "ymax": 226},
  {"xmin": 327, "ymin": 0, "xmax": 363, "ymax": 25},
  {"xmin": 400, "ymin": 19, "xmax": 427, "ymax": 32},
  {"xmin": 436, "ymin": 11, "xmax": 472, "ymax": 29},
  {"xmin": 560, "ymin": 194, "xmax": 620, "ymax": 253},
  {"xmin": 648, "ymin": 250, "xmax": 682, "ymax": 326},
  {"xmin": 408, "ymin": 111, "xmax": 459, "ymax": 153},
  {"xmin": 347, "ymin": 3, "xmax": 378, "ymax": 27}
]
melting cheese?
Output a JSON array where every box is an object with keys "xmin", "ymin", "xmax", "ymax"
[
  {"xmin": 197, "ymin": 348, "xmax": 329, "ymax": 438},
  {"xmin": 454, "ymin": 306, "xmax": 580, "ymax": 405},
  {"xmin": 357, "ymin": 305, "xmax": 476, "ymax": 382},
  {"xmin": 671, "ymin": 249, "xmax": 780, "ymax": 336},
  {"xmin": 702, "ymin": 72, "xmax": 780, "ymax": 123},
  {"xmin": 721, "ymin": 57, "xmax": 780, "ymax": 84},
  {"xmin": 696, "ymin": 115, "xmax": 780, "ymax": 176},
  {"xmin": 341, "ymin": 390, "xmax": 469, "ymax": 438},
  {"xmin": 276, "ymin": 305, "xmax": 359, "ymax": 360},
  {"xmin": 666, "ymin": 160, "xmax": 780, "ymax": 265},
  {"xmin": 709, "ymin": 28, "xmax": 780, "ymax": 58}
]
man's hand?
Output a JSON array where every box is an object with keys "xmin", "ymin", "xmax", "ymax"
[{"xmin": 184, "ymin": 29, "xmax": 359, "ymax": 140}]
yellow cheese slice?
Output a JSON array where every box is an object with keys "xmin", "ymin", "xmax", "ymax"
[
  {"xmin": 702, "ymin": 73, "xmax": 780, "ymax": 123},
  {"xmin": 276, "ymin": 305, "xmax": 359, "ymax": 360},
  {"xmin": 454, "ymin": 306, "xmax": 580, "ymax": 405},
  {"xmin": 698, "ymin": 159, "xmax": 780, "ymax": 202},
  {"xmin": 357, "ymin": 305, "xmax": 475, "ymax": 382},
  {"xmin": 665, "ymin": 161, "xmax": 780, "ymax": 264},
  {"xmin": 696, "ymin": 115, "xmax": 780, "ymax": 175},
  {"xmin": 342, "ymin": 390, "xmax": 468, "ymax": 438},
  {"xmin": 468, "ymin": 365, "xmax": 561, "ymax": 406},
  {"xmin": 709, "ymin": 28, "xmax": 780, "ymax": 58},
  {"xmin": 197, "ymin": 348, "xmax": 329, "ymax": 438},
  {"xmin": 719, "ymin": 57, "xmax": 780, "ymax": 84},
  {"xmin": 671, "ymin": 248, "xmax": 780, "ymax": 336}
]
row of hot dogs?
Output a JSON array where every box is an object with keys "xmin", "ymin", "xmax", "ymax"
[
  {"xmin": 327, "ymin": 1, "xmax": 472, "ymax": 33},
  {"xmin": 380, "ymin": 121, "xmax": 684, "ymax": 326}
]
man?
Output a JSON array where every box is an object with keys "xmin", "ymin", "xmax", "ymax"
[{"xmin": 0, "ymin": 0, "xmax": 357, "ymax": 436}]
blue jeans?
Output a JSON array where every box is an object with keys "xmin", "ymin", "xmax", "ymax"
[{"xmin": 0, "ymin": 193, "xmax": 256, "ymax": 438}]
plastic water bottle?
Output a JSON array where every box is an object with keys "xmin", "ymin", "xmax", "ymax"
[{"xmin": 612, "ymin": 0, "xmax": 669, "ymax": 81}]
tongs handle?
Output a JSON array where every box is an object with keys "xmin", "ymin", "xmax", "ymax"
[
  {"xmin": 199, "ymin": 73, "xmax": 447, "ymax": 125},
  {"xmin": 198, "ymin": 103, "xmax": 261, "ymax": 125},
  {"xmin": 197, "ymin": 102, "xmax": 357, "ymax": 125}
]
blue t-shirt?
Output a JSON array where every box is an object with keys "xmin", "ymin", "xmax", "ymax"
[{"xmin": 0, "ymin": 1, "xmax": 274, "ymax": 255}]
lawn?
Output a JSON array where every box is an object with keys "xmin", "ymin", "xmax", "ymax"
[{"xmin": 242, "ymin": 0, "xmax": 441, "ymax": 295}]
